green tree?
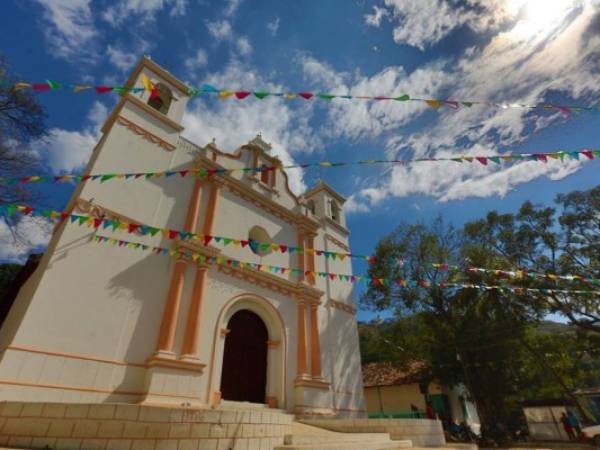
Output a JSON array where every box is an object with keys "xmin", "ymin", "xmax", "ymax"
[
  {"xmin": 0, "ymin": 55, "xmax": 46, "ymax": 209},
  {"xmin": 363, "ymin": 218, "xmax": 539, "ymax": 443},
  {"xmin": 464, "ymin": 185, "xmax": 600, "ymax": 333}
]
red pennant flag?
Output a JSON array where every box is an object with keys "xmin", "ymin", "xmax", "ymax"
[
  {"xmin": 371, "ymin": 278, "xmax": 380, "ymax": 286},
  {"xmin": 128, "ymin": 223, "xmax": 140, "ymax": 233},
  {"xmin": 298, "ymin": 92, "xmax": 313, "ymax": 100},
  {"xmin": 279, "ymin": 245, "xmax": 288, "ymax": 253},
  {"xmin": 150, "ymin": 87, "xmax": 159, "ymax": 100},
  {"xmin": 60, "ymin": 212, "xmax": 69, "ymax": 222},
  {"xmin": 235, "ymin": 91, "xmax": 251, "ymax": 99},
  {"xmin": 418, "ymin": 280, "xmax": 428, "ymax": 288},
  {"xmin": 582, "ymin": 150, "xmax": 594, "ymax": 159},
  {"xmin": 535, "ymin": 154, "xmax": 548, "ymax": 162},
  {"xmin": 476, "ymin": 157, "xmax": 488, "ymax": 165},
  {"xmin": 93, "ymin": 219, "xmax": 102, "ymax": 228},
  {"xmin": 22, "ymin": 206, "xmax": 34, "ymax": 215},
  {"xmin": 95, "ymin": 86, "xmax": 113, "ymax": 94},
  {"xmin": 32, "ymin": 83, "xmax": 51, "ymax": 92},
  {"xmin": 203, "ymin": 235, "xmax": 212, "ymax": 246},
  {"xmin": 241, "ymin": 240, "xmax": 249, "ymax": 248},
  {"xmin": 328, "ymin": 273, "xmax": 336, "ymax": 280},
  {"xmin": 168, "ymin": 229, "xmax": 178, "ymax": 239},
  {"xmin": 179, "ymin": 170, "xmax": 189, "ymax": 177}
]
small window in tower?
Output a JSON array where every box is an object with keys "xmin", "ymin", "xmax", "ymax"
[
  {"xmin": 307, "ymin": 199, "xmax": 316, "ymax": 216},
  {"xmin": 260, "ymin": 164, "xmax": 270, "ymax": 184},
  {"xmin": 248, "ymin": 226, "xmax": 273, "ymax": 256},
  {"xmin": 147, "ymin": 83, "xmax": 173, "ymax": 115},
  {"xmin": 330, "ymin": 200, "xmax": 340, "ymax": 223}
]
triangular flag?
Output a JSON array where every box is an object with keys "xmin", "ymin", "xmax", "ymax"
[
  {"xmin": 425, "ymin": 99, "xmax": 441, "ymax": 109},
  {"xmin": 394, "ymin": 95, "xmax": 410, "ymax": 101},
  {"xmin": 298, "ymin": 92, "xmax": 313, "ymax": 100},
  {"xmin": 235, "ymin": 91, "xmax": 251, "ymax": 99},
  {"xmin": 254, "ymin": 92, "xmax": 270, "ymax": 99},
  {"xmin": 142, "ymin": 74, "xmax": 154, "ymax": 92}
]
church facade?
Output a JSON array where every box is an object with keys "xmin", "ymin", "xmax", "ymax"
[{"xmin": 0, "ymin": 57, "xmax": 366, "ymax": 418}]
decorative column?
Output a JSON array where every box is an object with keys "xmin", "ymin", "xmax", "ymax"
[
  {"xmin": 296, "ymin": 300, "xmax": 308, "ymax": 378},
  {"xmin": 181, "ymin": 266, "xmax": 208, "ymax": 358},
  {"xmin": 309, "ymin": 302, "xmax": 322, "ymax": 379},
  {"xmin": 203, "ymin": 181, "xmax": 221, "ymax": 235},
  {"xmin": 155, "ymin": 258, "xmax": 186, "ymax": 355},
  {"xmin": 297, "ymin": 231, "xmax": 305, "ymax": 282},
  {"xmin": 154, "ymin": 179, "xmax": 204, "ymax": 357},
  {"xmin": 180, "ymin": 180, "xmax": 221, "ymax": 360},
  {"xmin": 307, "ymin": 235, "xmax": 316, "ymax": 285}
]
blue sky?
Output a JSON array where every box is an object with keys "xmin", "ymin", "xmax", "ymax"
[{"xmin": 1, "ymin": 0, "xmax": 599, "ymax": 320}]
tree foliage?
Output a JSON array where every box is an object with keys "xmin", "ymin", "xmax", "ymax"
[
  {"xmin": 464, "ymin": 185, "xmax": 600, "ymax": 333},
  {"xmin": 0, "ymin": 55, "xmax": 46, "ymax": 208},
  {"xmin": 362, "ymin": 187, "xmax": 600, "ymax": 441}
]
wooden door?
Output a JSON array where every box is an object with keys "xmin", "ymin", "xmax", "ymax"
[{"xmin": 220, "ymin": 310, "xmax": 268, "ymax": 403}]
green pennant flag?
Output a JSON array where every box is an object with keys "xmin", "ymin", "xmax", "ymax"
[
  {"xmin": 254, "ymin": 92, "xmax": 270, "ymax": 99},
  {"xmin": 198, "ymin": 168, "xmax": 208, "ymax": 178},
  {"xmin": 461, "ymin": 102, "xmax": 473, "ymax": 107},
  {"xmin": 394, "ymin": 94, "xmax": 410, "ymax": 101},
  {"xmin": 223, "ymin": 238, "xmax": 232, "ymax": 246},
  {"xmin": 111, "ymin": 220, "xmax": 121, "ymax": 231},
  {"xmin": 5, "ymin": 204, "xmax": 17, "ymax": 216},
  {"xmin": 46, "ymin": 80, "xmax": 62, "ymax": 90},
  {"xmin": 112, "ymin": 86, "xmax": 127, "ymax": 93},
  {"xmin": 78, "ymin": 216, "xmax": 87, "ymax": 225},
  {"xmin": 259, "ymin": 243, "xmax": 271, "ymax": 252},
  {"xmin": 489, "ymin": 156, "xmax": 501, "ymax": 164},
  {"xmin": 149, "ymin": 227, "xmax": 160, "ymax": 236},
  {"xmin": 100, "ymin": 174, "xmax": 116, "ymax": 183},
  {"xmin": 318, "ymin": 93, "xmax": 335, "ymax": 100}
]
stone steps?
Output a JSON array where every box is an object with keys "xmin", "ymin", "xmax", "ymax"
[{"xmin": 274, "ymin": 421, "xmax": 412, "ymax": 450}]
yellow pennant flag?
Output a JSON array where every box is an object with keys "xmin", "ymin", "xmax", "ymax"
[
  {"xmin": 142, "ymin": 73, "xmax": 154, "ymax": 92},
  {"xmin": 284, "ymin": 93, "xmax": 297, "ymax": 100},
  {"xmin": 73, "ymin": 85, "xmax": 92, "ymax": 93},
  {"xmin": 219, "ymin": 91, "xmax": 234, "ymax": 99},
  {"xmin": 425, "ymin": 99, "xmax": 442, "ymax": 110},
  {"xmin": 14, "ymin": 83, "xmax": 31, "ymax": 90}
]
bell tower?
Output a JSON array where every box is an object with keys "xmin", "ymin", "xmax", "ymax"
[{"xmin": 101, "ymin": 55, "xmax": 191, "ymax": 149}]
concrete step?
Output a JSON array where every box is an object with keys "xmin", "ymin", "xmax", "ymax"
[
  {"xmin": 278, "ymin": 421, "xmax": 412, "ymax": 449},
  {"xmin": 274, "ymin": 440, "xmax": 411, "ymax": 450}
]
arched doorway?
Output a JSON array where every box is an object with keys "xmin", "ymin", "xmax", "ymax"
[{"xmin": 220, "ymin": 309, "xmax": 268, "ymax": 403}]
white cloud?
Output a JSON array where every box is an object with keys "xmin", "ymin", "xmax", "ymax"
[
  {"xmin": 377, "ymin": 0, "xmax": 519, "ymax": 50},
  {"xmin": 182, "ymin": 61, "xmax": 321, "ymax": 194},
  {"xmin": 236, "ymin": 37, "xmax": 253, "ymax": 55},
  {"xmin": 316, "ymin": 1, "xmax": 600, "ymax": 212},
  {"xmin": 267, "ymin": 17, "xmax": 280, "ymax": 36},
  {"xmin": 102, "ymin": 0, "xmax": 188, "ymax": 25},
  {"xmin": 0, "ymin": 216, "xmax": 53, "ymax": 263},
  {"xmin": 206, "ymin": 20, "xmax": 233, "ymax": 41},
  {"xmin": 365, "ymin": 6, "xmax": 389, "ymax": 27},
  {"xmin": 224, "ymin": 0, "xmax": 243, "ymax": 17},
  {"xmin": 185, "ymin": 49, "xmax": 209, "ymax": 71},
  {"xmin": 32, "ymin": 0, "xmax": 97, "ymax": 62},
  {"xmin": 301, "ymin": 55, "xmax": 453, "ymax": 140},
  {"xmin": 32, "ymin": 101, "xmax": 107, "ymax": 174},
  {"xmin": 107, "ymin": 45, "xmax": 137, "ymax": 72}
]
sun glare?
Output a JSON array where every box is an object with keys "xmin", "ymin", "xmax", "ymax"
[{"xmin": 509, "ymin": 0, "xmax": 574, "ymax": 39}]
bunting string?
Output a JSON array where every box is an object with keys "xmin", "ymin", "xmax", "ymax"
[
  {"xmin": 1, "ymin": 149, "xmax": 597, "ymax": 186},
  {"xmin": 2, "ymin": 203, "xmax": 598, "ymax": 286},
  {"xmin": 90, "ymin": 234, "xmax": 600, "ymax": 296},
  {"xmin": 5, "ymin": 76, "xmax": 598, "ymax": 115}
]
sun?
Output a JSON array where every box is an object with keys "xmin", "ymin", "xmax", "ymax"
[{"xmin": 508, "ymin": 0, "xmax": 575, "ymax": 39}]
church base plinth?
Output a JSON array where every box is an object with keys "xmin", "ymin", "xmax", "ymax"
[
  {"xmin": 141, "ymin": 358, "xmax": 205, "ymax": 406},
  {"xmin": 0, "ymin": 401, "xmax": 294, "ymax": 450},
  {"xmin": 293, "ymin": 378, "xmax": 335, "ymax": 418}
]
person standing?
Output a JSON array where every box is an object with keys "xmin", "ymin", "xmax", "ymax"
[
  {"xmin": 561, "ymin": 412, "xmax": 575, "ymax": 440},
  {"xmin": 567, "ymin": 411, "xmax": 581, "ymax": 439}
]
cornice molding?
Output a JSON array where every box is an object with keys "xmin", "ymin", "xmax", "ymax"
[{"xmin": 115, "ymin": 115, "xmax": 177, "ymax": 151}]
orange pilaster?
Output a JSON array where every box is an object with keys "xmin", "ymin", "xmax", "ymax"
[
  {"xmin": 309, "ymin": 302, "xmax": 322, "ymax": 378},
  {"xmin": 203, "ymin": 182, "xmax": 221, "ymax": 235},
  {"xmin": 296, "ymin": 301, "xmax": 308, "ymax": 377},
  {"xmin": 180, "ymin": 181, "xmax": 221, "ymax": 358},
  {"xmin": 181, "ymin": 267, "xmax": 208, "ymax": 357},
  {"xmin": 156, "ymin": 259, "xmax": 186, "ymax": 353},
  {"xmin": 297, "ymin": 232, "xmax": 305, "ymax": 282},
  {"xmin": 184, "ymin": 179, "xmax": 203, "ymax": 232},
  {"xmin": 307, "ymin": 236, "xmax": 316, "ymax": 285}
]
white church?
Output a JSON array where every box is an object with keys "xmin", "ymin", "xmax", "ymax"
[{"xmin": 0, "ymin": 57, "xmax": 444, "ymax": 450}]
